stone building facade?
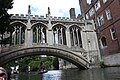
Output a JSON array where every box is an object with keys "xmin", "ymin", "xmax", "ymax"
[
  {"xmin": 0, "ymin": 6, "xmax": 100, "ymax": 68},
  {"xmin": 79, "ymin": 0, "xmax": 120, "ymax": 55},
  {"xmin": 79, "ymin": 0, "xmax": 120, "ymax": 66}
]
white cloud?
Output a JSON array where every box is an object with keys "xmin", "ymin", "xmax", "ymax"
[
  {"xmin": 8, "ymin": 0, "xmax": 80, "ymax": 17},
  {"xmin": 87, "ymin": 0, "xmax": 91, "ymax": 4}
]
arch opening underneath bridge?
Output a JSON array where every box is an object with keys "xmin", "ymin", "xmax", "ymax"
[{"xmin": 0, "ymin": 47, "xmax": 89, "ymax": 69}]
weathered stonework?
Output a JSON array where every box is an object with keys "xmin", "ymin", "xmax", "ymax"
[{"xmin": 0, "ymin": 7, "xmax": 100, "ymax": 69}]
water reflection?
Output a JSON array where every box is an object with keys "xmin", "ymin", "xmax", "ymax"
[
  {"xmin": 43, "ymin": 70, "xmax": 62, "ymax": 80},
  {"xmin": 10, "ymin": 67, "xmax": 120, "ymax": 80}
]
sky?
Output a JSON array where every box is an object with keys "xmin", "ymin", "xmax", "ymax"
[{"xmin": 8, "ymin": 0, "xmax": 91, "ymax": 17}]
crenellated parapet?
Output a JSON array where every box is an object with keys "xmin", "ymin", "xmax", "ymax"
[
  {"xmin": 10, "ymin": 14, "xmax": 88, "ymax": 23},
  {"xmin": 11, "ymin": 14, "xmax": 47, "ymax": 21},
  {"xmin": 10, "ymin": 14, "xmax": 95, "ymax": 30}
]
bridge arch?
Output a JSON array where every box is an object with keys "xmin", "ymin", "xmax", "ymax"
[{"xmin": 0, "ymin": 46, "xmax": 89, "ymax": 69}]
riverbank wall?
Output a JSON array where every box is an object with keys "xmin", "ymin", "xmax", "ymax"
[{"xmin": 103, "ymin": 53, "xmax": 120, "ymax": 67}]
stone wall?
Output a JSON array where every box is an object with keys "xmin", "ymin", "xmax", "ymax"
[{"xmin": 103, "ymin": 53, "xmax": 120, "ymax": 66}]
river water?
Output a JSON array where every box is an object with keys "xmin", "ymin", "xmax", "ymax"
[{"xmin": 11, "ymin": 67, "xmax": 120, "ymax": 80}]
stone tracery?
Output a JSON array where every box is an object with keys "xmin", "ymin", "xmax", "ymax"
[
  {"xmin": 69, "ymin": 25, "xmax": 82, "ymax": 48},
  {"xmin": 32, "ymin": 24, "xmax": 47, "ymax": 44},
  {"xmin": 53, "ymin": 24, "xmax": 66, "ymax": 45},
  {"xmin": 11, "ymin": 22, "xmax": 26, "ymax": 45}
]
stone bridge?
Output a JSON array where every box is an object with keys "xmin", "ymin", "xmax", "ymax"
[
  {"xmin": 0, "ymin": 7, "xmax": 101, "ymax": 69},
  {"xmin": 0, "ymin": 44, "xmax": 89, "ymax": 69}
]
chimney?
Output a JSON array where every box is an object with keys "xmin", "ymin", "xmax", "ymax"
[
  {"xmin": 79, "ymin": 0, "xmax": 88, "ymax": 14},
  {"xmin": 69, "ymin": 8, "xmax": 76, "ymax": 19},
  {"xmin": 28, "ymin": 5, "xmax": 31, "ymax": 15}
]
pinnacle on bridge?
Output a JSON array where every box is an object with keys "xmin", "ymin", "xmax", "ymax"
[
  {"xmin": 48, "ymin": 7, "xmax": 50, "ymax": 15},
  {"xmin": 28, "ymin": 5, "xmax": 31, "ymax": 20},
  {"xmin": 28, "ymin": 5, "xmax": 31, "ymax": 15}
]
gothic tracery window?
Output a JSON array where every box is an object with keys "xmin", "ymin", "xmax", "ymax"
[
  {"xmin": 11, "ymin": 22, "xmax": 26, "ymax": 45},
  {"xmin": 69, "ymin": 25, "xmax": 82, "ymax": 48},
  {"xmin": 53, "ymin": 24, "xmax": 66, "ymax": 45},
  {"xmin": 33, "ymin": 27, "xmax": 37, "ymax": 43},
  {"xmin": 32, "ymin": 23, "xmax": 47, "ymax": 44}
]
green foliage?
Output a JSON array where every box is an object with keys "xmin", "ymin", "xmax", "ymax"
[
  {"xmin": 0, "ymin": 0, "xmax": 13, "ymax": 10},
  {"xmin": 0, "ymin": 0, "xmax": 13, "ymax": 45},
  {"xmin": 99, "ymin": 61, "xmax": 105, "ymax": 68},
  {"xmin": 0, "ymin": 0, "xmax": 13, "ymax": 33},
  {"xmin": 29, "ymin": 61, "xmax": 39, "ymax": 71},
  {"xmin": 53, "ymin": 57, "xmax": 59, "ymax": 70},
  {"xmin": 4, "ymin": 60, "xmax": 18, "ymax": 68},
  {"xmin": 5, "ymin": 56, "xmax": 56, "ymax": 71},
  {"xmin": 44, "ymin": 61, "xmax": 53, "ymax": 70},
  {"xmin": 18, "ymin": 57, "xmax": 31, "ymax": 71}
]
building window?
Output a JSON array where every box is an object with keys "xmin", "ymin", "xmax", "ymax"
[
  {"xmin": 89, "ymin": 8, "xmax": 95, "ymax": 17},
  {"xmin": 95, "ymin": 0, "xmax": 101, "ymax": 11},
  {"xmin": 53, "ymin": 25, "xmax": 66, "ymax": 45},
  {"xmin": 85, "ymin": 13, "xmax": 89, "ymax": 19},
  {"xmin": 32, "ymin": 24, "xmax": 47, "ymax": 43},
  {"xmin": 69, "ymin": 26, "xmax": 82, "ymax": 48},
  {"xmin": 103, "ymin": 0, "xmax": 108, "ymax": 3},
  {"xmin": 101, "ymin": 37, "xmax": 107, "ymax": 47},
  {"xmin": 97, "ymin": 14, "xmax": 104, "ymax": 26},
  {"xmin": 110, "ymin": 28, "xmax": 117, "ymax": 40},
  {"xmin": 106, "ymin": 9, "xmax": 112, "ymax": 20}
]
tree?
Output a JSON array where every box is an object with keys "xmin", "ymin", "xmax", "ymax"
[
  {"xmin": 53, "ymin": 57, "xmax": 59, "ymax": 70},
  {"xmin": 0, "ymin": 0, "xmax": 13, "ymax": 46}
]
